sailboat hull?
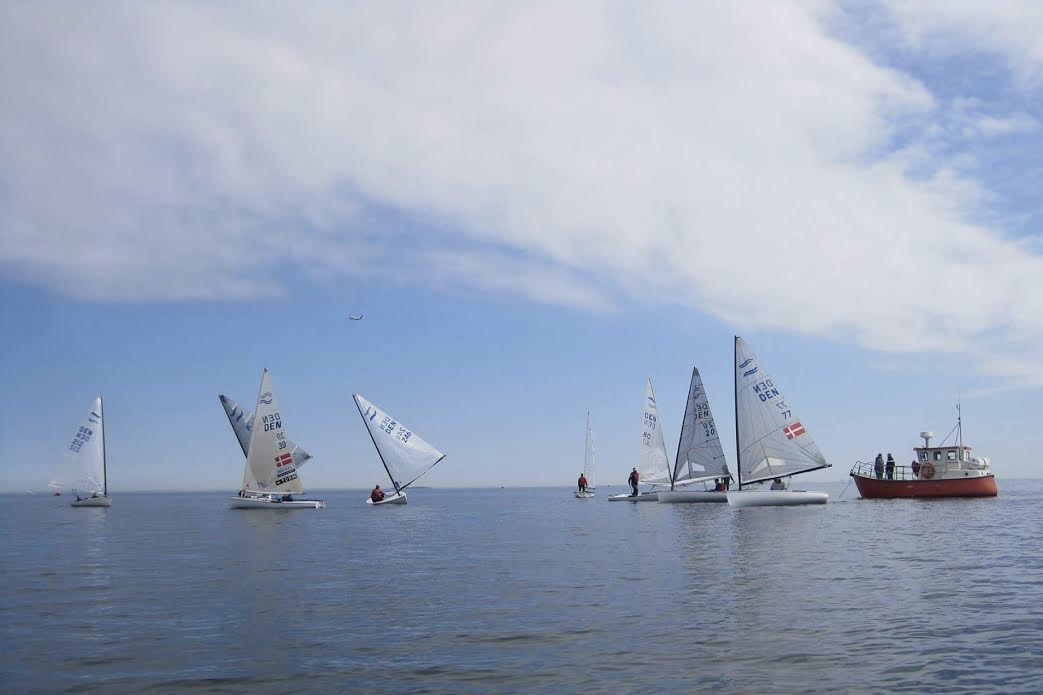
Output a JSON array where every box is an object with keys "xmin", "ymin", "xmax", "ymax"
[
  {"xmin": 71, "ymin": 496, "xmax": 111, "ymax": 508},
  {"xmin": 366, "ymin": 491, "xmax": 407, "ymax": 505},
  {"xmin": 574, "ymin": 490, "xmax": 595, "ymax": 499},
  {"xmin": 608, "ymin": 492, "xmax": 659, "ymax": 502},
  {"xmin": 229, "ymin": 497, "xmax": 325, "ymax": 509},
  {"xmin": 726, "ymin": 489, "xmax": 828, "ymax": 507},
  {"xmin": 657, "ymin": 490, "xmax": 728, "ymax": 503}
]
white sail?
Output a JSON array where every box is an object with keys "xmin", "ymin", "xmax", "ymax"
[
  {"xmin": 672, "ymin": 368, "xmax": 730, "ymax": 486},
  {"xmin": 61, "ymin": 397, "xmax": 106, "ymax": 496},
  {"xmin": 219, "ymin": 395, "xmax": 311, "ymax": 470},
  {"xmin": 584, "ymin": 412, "xmax": 597, "ymax": 489},
  {"xmin": 734, "ymin": 337, "xmax": 829, "ymax": 485},
  {"xmin": 639, "ymin": 379, "xmax": 672, "ymax": 486},
  {"xmin": 243, "ymin": 370, "xmax": 304, "ymax": 494},
  {"xmin": 354, "ymin": 393, "xmax": 445, "ymax": 493}
]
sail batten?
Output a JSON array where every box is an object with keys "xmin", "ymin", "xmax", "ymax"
[
  {"xmin": 734, "ymin": 337, "xmax": 830, "ymax": 486},
  {"xmin": 354, "ymin": 393, "xmax": 445, "ymax": 493}
]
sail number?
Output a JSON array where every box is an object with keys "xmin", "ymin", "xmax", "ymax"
[
  {"xmin": 68, "ymin": 426, "xmax": 93, "ymax": 453},
  {"xmin": 752, "ymin": 379, "xmax": 779, "ymax": 402},
  {"xmin": 380, "ymin": 416, "xmax": 414, "ymax": 444},
  {"xmin": 262, "ymin": 412, "xmax": 282, "ymax": 432}
]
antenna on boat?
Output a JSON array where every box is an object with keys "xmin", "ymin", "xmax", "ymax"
[{"xmin": 957, "ymin": 393, "xmax": 963, "ymax": 452}]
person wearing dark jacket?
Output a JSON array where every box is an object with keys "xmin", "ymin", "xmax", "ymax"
[
  {"xmin": 370, "ymin": 485, "xmax": 385, "ymax": 503},
  {"xmin": 578, "ymin": 474, "xmax": 588, "ymax": 493},
  {"xmin": 885, "ymin": 453, "xmax": 896, "ymax": 480},
  {"xmin": 874, "ymin": 453, "xmax": 885, "ymax": 479},
  {"xmin": 628, "ymin": 468, "xmax": 640, "ymax": 496}
]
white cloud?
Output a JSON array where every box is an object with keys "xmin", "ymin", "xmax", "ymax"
[{"xmin": 2, "ymin": 2, "xmax": 1043, "ymax": 385}]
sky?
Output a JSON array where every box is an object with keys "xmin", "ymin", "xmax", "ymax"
[{"xmin": 2, "ymin": 1, "xmax": 1042, "ymax": 492}]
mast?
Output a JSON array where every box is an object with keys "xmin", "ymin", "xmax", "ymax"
[
  {"xmin": 354, "ymin": 394, "xmax": 400, "ymax": 493},
  {"xmin": 100, "ymin": 396, "xmax": 107, "ymax": 497},
  {"xmin": 671, "ymin": 368, "xmax": 697, "ymax": 491},
  {"xmin": 734, "ymin": 336, "xmax": 742, "ymax": 490}
]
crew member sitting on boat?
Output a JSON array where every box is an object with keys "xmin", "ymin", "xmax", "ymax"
[
  {"xmin": 770, "ymin": 478, "xmax": 787, "ymax": 491},
  {"xmin": 714, "ymin": 479, "xmax": 727, "ymax": 492},
  {"xmin": 371, "ymin": 485, "xmax": 385, "ymax": 503},
  {"xmin": 577, "ymin": 473, "xmax": 588, "ymax": 493}
]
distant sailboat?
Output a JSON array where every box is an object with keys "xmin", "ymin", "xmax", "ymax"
[
  {"xmin": 228, "ymin": 369, "xmax": 325, "ymax": 509},
  {"xmin": 575, "ymin": 412, "xmax": 596, "ymax": 498},
  {"xmin": 354, "ymin": 393, "xmax": 445, "ymax": 505},
  {"xmin": 609, "ymin": 379, "xmax": 672, "ymax": 502},
  {"xmin": 727, "ymin": 337, "xmax": 830, "ymax": 507},
  {"xmin": 219, "ymin": 394, "xmax": 312, "ymax": 471},
  {"xmin": 658, "ymin": 368, "xmax": 731, "ymax": 503},
  {"xmin": 63, "ymin": 397, "xmax": 111, "ymax": 508}
]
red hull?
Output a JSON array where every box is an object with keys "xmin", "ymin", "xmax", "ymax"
[{"xmin": 850, "ymin": 473, "xmax": 997, "ymax": 498}]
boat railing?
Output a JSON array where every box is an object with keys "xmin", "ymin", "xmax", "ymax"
[{"xmin": 850, "ymin": 460, "xmax": 919, "ymax": 481}]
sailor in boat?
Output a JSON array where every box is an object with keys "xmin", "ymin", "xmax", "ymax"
[
  {"xmin": 770, "ymin": 478, "xmax": 787, "ymax": 491},
  {"xmin": 628, "ymin": 468, "xmax": 639, "ymax": 496},
  {"xmin": 885, "ymin": 453, "xmax": 896, "ymax": 479},
  {"xmin": 577, "ymin": 473, "xmax": 588, "ymax": 494},
  {"xmin": 874, "ymin": 453, "xmax": 885, "ymax": 479},
  {"xmin": 713, "ymin": 478, "xmax": 727, "ymax": 492},
  {"xmin": 371, "ymin": 485, "xmax": 385, "ymax": 503}
]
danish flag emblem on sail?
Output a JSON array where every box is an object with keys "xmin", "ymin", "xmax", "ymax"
[
  {"xmin": 274, "ymin": 453, "xmax": 294, "ymax": 469},
  {"xmin": 783, "ymin": 422, "xmax": 806, "ymax": 440}
]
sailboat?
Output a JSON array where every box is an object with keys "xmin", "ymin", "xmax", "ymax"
[
  {"xmin": 64, "ymin": 397, "xmax": 111, "ymax": 508},
  {"xmin": 228, "ymin": 369, "xmax": 325, "ymax": 509},
  {"xmin": 575, "ymin": 412, "xmax": 596, "ymax": 498},
  {"xmin": 354, "ymin": 393, "xmax": 445, "ymax": 505},
  {"xmin": 658, "ymin": 368, "xmax": 731, "ymax": 503},
  {"xmin": 219, "ymin": 394, "xmax": 312, "ymax": 472},
  {"xmin": 609, "ymin": 379, "xmax": 673, "ymax": 502},
  {"xmin": 726, "ymin": 336, "xmax": 830, "ymax": 507}
]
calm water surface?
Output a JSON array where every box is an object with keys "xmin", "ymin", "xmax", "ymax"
[{"xmin": 3, "ymin": 481, "xmax": 1043, "ymax": 694}]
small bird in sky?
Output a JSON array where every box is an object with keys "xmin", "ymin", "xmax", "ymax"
[{"xmin": 348, "ymin": 314, "xmax": 364, "ymax": 321}]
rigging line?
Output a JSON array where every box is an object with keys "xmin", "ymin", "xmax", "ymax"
[{"xmin": 837, "ymin": 477, "xmax": 854, "ymax": 500}]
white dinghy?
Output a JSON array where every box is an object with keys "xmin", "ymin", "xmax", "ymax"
[
  {"xmin": 575, "ymin": 413, "xmax": 597, "ymax": 498},
  {"xmin": 62, "ymin": 397, "xmax": 111, "ymax": 508},
  {"xmin": 354, "ymin": 394, "xmax": 445, "ymax": 505},
  {"xmin": 659, "ymin": 368, "xmax": 731, "ymax": 503},
  {"xmin": 726, "ymin": 337, "xmax": 830, "ymax": 507},
  {"xmin": 228, "ymin": 369, "xmax": 325, "ymax": 509},
  {"xmin": 610, "ymin": 379, "xmax": 673, "ymax": 502}
]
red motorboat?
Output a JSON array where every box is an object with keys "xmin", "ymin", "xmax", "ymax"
[{"xmin": 850, "ymin": 415, "xmax": 997, "ymax": 499}]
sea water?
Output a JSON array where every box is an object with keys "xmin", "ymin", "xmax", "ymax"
[{"xmin": 3, "ymin": 481, "xmax": 1043, "ymax": 694}]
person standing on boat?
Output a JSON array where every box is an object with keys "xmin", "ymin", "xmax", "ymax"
[
  {"xmin": 885, "ymin": 453, "xmax": 896, "ymax": 480},
  {"xmin": 370, "ymin": 485, "xmax": 385, "ymax": 503},
  {"xmin": 628, "ymin": 467, "xmax": 640, "ymax": 496},
  {"xmin": 577, "ymin": 473, "xmax": 588, "ymax": 494},
  {"xmin": 874, "ymin": 453, "xmax": 885, "ymax": 479}
]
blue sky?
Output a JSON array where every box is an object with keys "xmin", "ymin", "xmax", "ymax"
[{"xmin": 2, "ymin": 2, "xmax": 1042, "ymax": 491}]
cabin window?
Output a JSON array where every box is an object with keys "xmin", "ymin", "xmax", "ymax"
[
  {"xmin": 919, "ymin": 451, "xmax": 928, "ymax": 461},
  {"xmin": 933, "ymin": 451, "xmax": 942, "ymax": 461},
  {"xmin": 947, "ymin": 450, "xmax": 957, "ymax": 461}
]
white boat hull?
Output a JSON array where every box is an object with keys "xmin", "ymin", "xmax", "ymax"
[
  {"xmin": 229, "ymin": 496, "xmax": 325, "ymax": 509},
  {"xmin": 574, "ymin": 490, "xmax": 595, "ymax": 499},
  {"xmin": 657, "ymin": 489, "xmax": 728, "ymax": 503},
  {"xmin": 608, "ymin": 492, "xmax": 660, "ymax": 502},
  {"xmin": 726, "ymin": 489, "xmax": 828, "ymax": 507},
  {"xmin": 366, "ymin": 491, "xmax": 407, "ymax": 505},
  {"xmin": 71, "ymin": 496, "xmax": 111, "ymax": 508}
]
